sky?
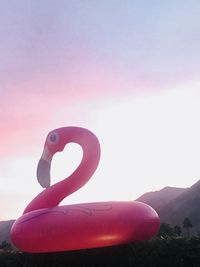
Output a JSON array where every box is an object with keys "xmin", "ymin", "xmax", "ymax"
[{"xmin": 1, "ymin": 1, "xmax": 200, "ymax": 220}]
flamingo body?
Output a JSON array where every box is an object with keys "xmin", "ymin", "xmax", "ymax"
[
  {"xmin": 11, "ymin": 201, "xmax": 159, "ymax": 253},
  {"xmin": 11, "ymin": 127, "xmax": 160, "ymax": 253}
]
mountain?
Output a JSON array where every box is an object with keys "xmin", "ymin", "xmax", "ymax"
[
  {"xmin": 0, "ymin": 220, "xmax": 15, "ymax": 244},
  {"xmin": 136, "ymin": 186, "xmax": 187, "ymax": 212},
  {"xmin": 137, "ymin": 180, "xmax": 200, "ymax": 233},
  {"xmin": 158, "ymin": 180, "xmax": 200, "ymax": 227}
]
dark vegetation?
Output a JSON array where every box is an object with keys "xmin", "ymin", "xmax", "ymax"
[{"xmin": 1, "ymin": 228, "xmax": 200, "ymax": 267}]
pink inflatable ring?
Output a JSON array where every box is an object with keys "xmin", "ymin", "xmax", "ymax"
[{"xmin": 11, "ymin": 127, "xmax": 160, "ymax": 253}]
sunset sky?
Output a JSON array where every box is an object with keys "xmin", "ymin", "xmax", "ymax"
[{"xmin": 1, "ymin": 1, "xmax": 200, "ymax": 220}]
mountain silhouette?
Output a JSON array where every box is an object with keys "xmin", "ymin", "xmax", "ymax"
[
  {"xmin": 136, "ymin": 186, "xmax": 186, "ymax": 212},
  {"xmin": 137, "ymin": 180, "xmax": 200, "ymax": 232},
  {"xmin": 0, "ymin": 220, "xmax": 15, "ymax": 245}
]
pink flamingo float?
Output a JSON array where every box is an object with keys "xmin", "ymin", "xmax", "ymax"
[{"xmin": 11, "ymin": 127, "xmax": 160, "ymax": 253}]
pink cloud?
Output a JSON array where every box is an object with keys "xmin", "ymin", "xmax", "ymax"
[{"xmin": 0, "ymin": 65, "xmax": 184, "ymax": 159}]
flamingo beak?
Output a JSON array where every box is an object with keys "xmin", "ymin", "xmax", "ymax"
[{"xmin": 37, "ymin": 147, "xmax": 52, "ymax": 188}]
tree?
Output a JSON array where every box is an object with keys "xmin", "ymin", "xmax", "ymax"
[
  {"xmin": 183, "ymin": 217, "xmax": 193, "ymax": 238},
  {"xmin": 197, "ymin": 230, "xmax": 200, "ymax": 239},
  {"xmin": 0, "ymin": 241, "xmax": 11, "ymax": 252},
  {"xmin": 158, "ymin": 223, "xmax": 174, "ymax": 238},
  {"xmin": 158, "ymin": 223, "xmax": 182, "ymax": 238},
  {"xmin": 173, "ymin": 225, "xmax": 182, "ymax": 237}
]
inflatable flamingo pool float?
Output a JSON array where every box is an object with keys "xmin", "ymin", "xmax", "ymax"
[{"xmin": 11, "ymin": 127, "xmax": 160, "ymax": 253}]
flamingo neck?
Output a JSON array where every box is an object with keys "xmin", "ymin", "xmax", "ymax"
[{"xmin": 23, "ymin": 128, "xmax": 101, "ymax": 214}]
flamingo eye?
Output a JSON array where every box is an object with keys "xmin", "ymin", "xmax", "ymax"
[{"xmin": 48, "ymin": 132, "xmax": 59, "ymax": 144}]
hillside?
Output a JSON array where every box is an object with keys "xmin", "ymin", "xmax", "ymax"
[
  {"xmin": 0, "ymin": 220, "xmax": 15, "ymax": 244},
  {"xmin": 137, "ymin": 180, "xmax": 200, "ymax": 233},
  {"xmin": 136, "ymin": 186, "xmax": 187, "ymax": 212},
  {"xmin": 158, "ymin": 180, "xmax": 200, "ymax": 227}
]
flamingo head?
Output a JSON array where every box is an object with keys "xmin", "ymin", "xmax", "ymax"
[
  {"xmin": 36, "ymin": 127, "xmax": 94, "ymax": 188},
  {"xmin": 37, "ymin": 128, "xmax": 71, "ymax": 188}
]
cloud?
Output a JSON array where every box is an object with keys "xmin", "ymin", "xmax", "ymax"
[
  {"xmin": 1, "ymin": 1, "xmax": 200, "ymax": 218},
  {"xmin": 1, "ymin": 1, "xmax": 200, "ymax": 95}
]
